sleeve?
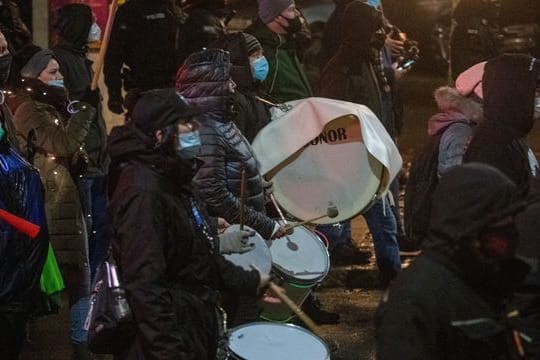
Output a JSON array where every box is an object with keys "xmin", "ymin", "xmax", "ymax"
[
  {"xmin": 215, "ymin": 256, "xmax": 260, "ymax": 296},
  {"xmin": 113, "ymin": 192, "xmax": 191, "ymax": 359},
  {"xmin": 104, "ymin": 7, "xmax": 129, "ymax": 102},
  {"xmin": 14, "ymin": 101, "xmax": 94, "ymax": 157},
  {"xmin": 438, "ymin": 123, "xmax": 472, "ymax": 175},
  {"xmin": 375, "ymin": 297, "xmax": 439, "ymax": 360},
  {"xmin": 193, "ymin": 130, "xmax": 276, "ymax": 239}
]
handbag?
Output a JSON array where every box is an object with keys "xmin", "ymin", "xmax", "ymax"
[{"xmin": 84, "ymin": 258, "xmax": 135, "ymax": 354}]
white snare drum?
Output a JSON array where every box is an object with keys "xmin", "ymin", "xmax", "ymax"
[
  {"xmin": 222, "ymin": 224, "xmax": 272, "ymax": 277},
  {"xmin": 261, "ymin": 225, "xmax": 330, "ymax": 322},
  {"xmin": 227, "ymin": 322, "xmax": 330, "ymax": 360}
]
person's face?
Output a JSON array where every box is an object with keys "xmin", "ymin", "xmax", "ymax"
[
  {"xmin": 280, "ymin": 4, "xmax": 298, "ymax": 20},
  {"xmin": 248, "ymin": 49, "xmax": 264, "ymax": 64},
  {"xmin": 38, "ymin": 59, "xmax": 63, "ymax": 84},
  {"xmin": 0, "ymin": 32, "xmax": 9, "ymax": 57}
]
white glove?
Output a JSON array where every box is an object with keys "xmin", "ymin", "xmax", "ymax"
[{"xmin": 219, "ymin": 230, "xmax": 256, "ymax": 254}]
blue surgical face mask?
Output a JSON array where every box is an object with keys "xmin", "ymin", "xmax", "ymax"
[
  {"xmin": 177, "ymin": 130, "xmax": 201, "ymax": 159},
  {"xmin": 251, "ymin": 56, "xmax": 269, "ymax": 82},
  {"xmin": 48, "ymin": 79, "xmax": 65, "ymax": 88},
  {"xmin": 87, "ymin": 22, "xmax": 102, "ymax": 43}
]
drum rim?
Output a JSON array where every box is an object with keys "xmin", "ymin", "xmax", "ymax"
[
  {"xmin": 226, "ymin": 321, "xmax": 330, "ymax": 356},
  {"xmin": 270, "ymin": 225, "xmax": 331, "ymax": 285}
]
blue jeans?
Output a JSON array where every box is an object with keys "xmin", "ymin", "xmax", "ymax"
[
  {"xmin": 363, "ymin": 198, "xmax": 401, "ymax": 277},
  {"xmin": 70, "ymin": 296, "xmax": 90, "ymax": 344},
  {"xmin": 316, "ymin": 198, "xmax": 401, "ymax": 276},
  {"xmin": 80, "ymin": 174, "xmax": 109, "ymax": 280}
]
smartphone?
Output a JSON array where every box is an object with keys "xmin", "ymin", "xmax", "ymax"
[{"xmin": 397, "ymin": 59, "xmax": 415, "ymax": 71}]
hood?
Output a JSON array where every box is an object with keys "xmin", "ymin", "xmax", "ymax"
[
  {"xmin": 54, "ymin": 4, "xmax": 93, "ymax": 50},
  {"xmin": 107, "ymin": 124, "xmax": 197, "ymax": 194},
  {"xmin": 427, "ymin": 86, "xmax": 483, "ymax": 136},
  {"xmin": 339, "ymin": 1, "xmax": 383, "ymax": 60},
  {"xmin": 482, "ymin": 54, "xmax": 540, "ymax": 138},
  {"xmin": 211, "ymin": 32, "xmax": 255, "ymax": 91},
  {"xmin": 426, "ymin": 163, "xmax": 525, "ymax": 256},
  {"xmin": 175, "ymin": 49, "xmax": 232, "ymax": 115}
]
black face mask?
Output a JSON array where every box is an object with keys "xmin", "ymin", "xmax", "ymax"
[
  {"xmin": 284, "ymin": 16, "xmax": 303, "ymax": 34},
  {"xmin": 478, "ymin": 222, "xmax": 519, "ymax": 259},
  {"xmin": 0, "ymin": 53, "xmax": 12, "ymax": 87}
]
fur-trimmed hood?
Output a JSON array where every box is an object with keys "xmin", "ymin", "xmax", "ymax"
[{"xmin": 427, "ymin": 86, "xmax": 483, "ymax": 136}]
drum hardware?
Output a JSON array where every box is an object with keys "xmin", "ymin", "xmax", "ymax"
[
  {"xmin": 251, "ymin": 265, "xmax": 322, "ymax": 337},
  {"xmin": 283, "ymin": 205, "xmax": 339, "ymax": 232}
]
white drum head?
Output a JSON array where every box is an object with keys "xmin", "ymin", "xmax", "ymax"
[
  {"xmin": 270, "ymin": 226, "xmax": 329, "ymax": 283},
  {"xmin": 228, "ymin": 322, "xmax": 329, "ymax": 360},
  {"xmin": 271, "ymin": 115, "xmax": 384, "ymax": 224},
  {"xmin": 222, "ymin": 225, "xmax": 272, "ymax": 276}
]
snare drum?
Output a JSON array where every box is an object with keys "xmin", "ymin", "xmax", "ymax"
[
  {"xmin": 261, "ymin": 226, "xmax": 330, "ymax": 322},
  {"xmin": 226, "ymin": 322, "xmax": 330, "ymax": 360},
  {"xmin": 222, "ymin": 224, "xmax": 272, "ymax": 277}
]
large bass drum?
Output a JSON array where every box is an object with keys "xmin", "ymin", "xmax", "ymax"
[{"xmin": 252, "ymin": 97, "xmax": 402, "ymax": 225}]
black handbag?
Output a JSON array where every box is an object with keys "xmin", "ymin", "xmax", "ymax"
[{"xmin": 84, "ymin": 259, "xmax": 135, "ymax": 354}]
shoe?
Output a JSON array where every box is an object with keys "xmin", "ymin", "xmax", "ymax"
[
  {"xmin": 331, "ymin": 244, "xmax": 371, "ymax": 266},
  {"xmin": 301, "ymin": 297, "xmax": 340, "ymax": 325}
]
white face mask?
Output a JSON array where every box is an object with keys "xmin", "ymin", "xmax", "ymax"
[{"xmin": 87, "ymin": 22, "xmax": 101, "ymax": 43}]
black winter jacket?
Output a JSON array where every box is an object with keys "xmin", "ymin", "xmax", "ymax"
[
  {"xmin": 176, "ymin": 49, "xmax": 276, "ymax": 239},
  {"xmin": 108, "ymin": 124, "xmax": 260, "ymax": 360}
]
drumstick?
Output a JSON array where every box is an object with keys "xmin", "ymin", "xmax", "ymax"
[
  {"xmin": 283, "ymin": 206, "xmax": 339, "ymax": 232},
  {"xmin": 91, "ymin": 0, "xmax": 119, "ymax": 91},
  {"xmin": 239, "ymin": 168, "xmax": 247, "ymax": 231},
  {"xmin": 0, "ymin": 209, "xmax": 41, "ymax": 239},
  {"xmin": 269, "ymin": 193, "xmax": 289, "ymax": 224},
  {"xmin": 249, "ymin": 264, "xmax": 322, "ymax": 337}
]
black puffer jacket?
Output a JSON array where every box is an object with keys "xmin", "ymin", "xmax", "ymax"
[
  {"xmin": 108, "ymin": 122, "xmax": 260, "ymax": 360},
  {"xmin": 176, "ymin": 49, "xmax": 276, "ymax": 239}
]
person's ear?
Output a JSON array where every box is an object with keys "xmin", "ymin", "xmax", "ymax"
[{"xmin": 155, "ymin": 129, "xmax": 163, "ymax": 143}]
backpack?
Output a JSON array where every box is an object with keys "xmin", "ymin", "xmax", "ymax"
[{"xmin": 403, "ymin": 137, "xmax": 441, "ymax": 249}]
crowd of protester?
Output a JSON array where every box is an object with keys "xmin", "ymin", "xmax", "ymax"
[{"xmin": 0, "ymin": 0, "xmax": 539, "ymax": 359}]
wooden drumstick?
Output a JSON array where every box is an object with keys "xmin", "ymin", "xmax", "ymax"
[
  {"xmin": 269, "ymin": 193, "xmax": 289, "ymax": 225},
  {"xmin": 267, "ymin": 282, "xmax": 323, "ymax": 337},
  {"xmin": 239, "ymin": 168, "xmax": 247, "ymax": 231},
  {"xmin": 283, "ymin": 206, "xmax": 339, "ymax": 232},
  {"xmin": 249, "ymin": 264, "xmax": 322, "ymax": 337}
]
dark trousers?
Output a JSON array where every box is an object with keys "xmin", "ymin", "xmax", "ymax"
[{"xmin": 0, "ymin": 311, "xmax": 28, "ymax": 359}]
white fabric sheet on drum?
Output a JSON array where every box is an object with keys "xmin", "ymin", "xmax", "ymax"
[{"xmin": 252, "ymin": 97, "xmax": 403, "ymax": 224}]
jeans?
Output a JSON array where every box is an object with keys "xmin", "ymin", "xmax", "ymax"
[
  {"xmin": 80, "ymin": 174, "xmax": 109, "ymax": 280},
  {"xmin": 71, "ymin": 296, "xmax": 90, "ymax": 344},
  {"xmin": 316, "ymin": 198, "xmax": 401, "ymax": 277},
  {"xmin": 363, "ymin": 198, "xmax": 402, "ymax": 278}
]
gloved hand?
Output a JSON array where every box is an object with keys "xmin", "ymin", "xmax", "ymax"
[
  {"xmin": 108, "ymin": 97, "xmax": 124, "ymax": 114},
  {"xmin": 261, "ymin": 179, "xmax": 274, "ymax": 195},
  {"xmin": 219, "ymin": 229, "xmax": 256, "ymax": 254}
]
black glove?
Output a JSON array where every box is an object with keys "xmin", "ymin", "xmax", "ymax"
[
  {"xmin": 108, "ymin": 97, "xmax": 124, "ymax": 114},
  {"xmin": 219, "ymin": 230, "xmax": 256, "ymax": 255}
]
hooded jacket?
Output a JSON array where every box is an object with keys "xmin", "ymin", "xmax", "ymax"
[
  {"xmin": 176, "ymin": 49, "xmax": 276, "ymax": 239},
  {"xmin": 245, "ymin": 18, "xmax": 313, "ymax": 102},
  {"xmin": 0, "ymin": 143, "xmax": 48, "ymax": 313},
  {"xmin": 53, "ymin": 3, "xmax": 109, "ymax": 175},
  {"xmin": 319, "ymin": 1, "xmax": 384, "ymax": 120},
  {"xmin": 465, "ymin": 54, "xmax": 540, "ymax": 194},
  {"xmin": 211, "ymin": 32, "xmax": 272, "ymax": 142},
  {"xmin": 377, "ymin": 163, "xmax": 529, "ymax": 360},
  {"xmin": 104, "ymin": 0, "xmax": 182, "ymax": 102},
  {"xmin": 108, "ymin": 103, "xmax": 260, "ymax": 358}
]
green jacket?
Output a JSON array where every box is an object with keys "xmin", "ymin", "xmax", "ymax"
[{"xmin": 246, "ymin": 19, "xmax": 313, "ymax": 103}]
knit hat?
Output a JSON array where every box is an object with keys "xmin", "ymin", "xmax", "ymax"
[
  {"xmin": 258, "ymin": 0, "xmax": 294, "ymax": 24},
  {"xmin": 455, "ymin": 61, "xmax": 486, "ymax": 100},
  {"xmin": 20, "ymin": 49, "xmax": 55, "ymax": 79},
  {"xmin": 131, "ymin": 88, "xmax": 199, "ymax": 138},
  {"xmin": 241, "ymin": 33, "xmax": 262, "ymax": 55}
]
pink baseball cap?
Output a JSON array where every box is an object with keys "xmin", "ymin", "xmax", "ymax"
[{"xmin": 455, "ymin": 61, "xmax": 486, "ymax": 100}]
